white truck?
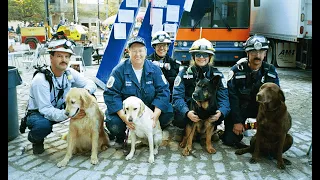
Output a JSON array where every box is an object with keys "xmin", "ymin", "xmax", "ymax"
[{"xmin": 250, "ymin": 0, "xmax": 312, "ymax": 69}]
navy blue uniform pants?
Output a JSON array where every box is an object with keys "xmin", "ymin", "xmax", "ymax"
[
  {"xmin": 221, "ymin": 104, "xmax": 258, "ymax": 146},
  {"xmin": 26, "ymin": 111, "xmax": 58, "ymax": 144}
]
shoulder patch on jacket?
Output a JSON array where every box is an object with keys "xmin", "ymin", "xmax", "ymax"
[{"xmin": 106, "ymin": 76, "xmax": 115, "ymax": 88}]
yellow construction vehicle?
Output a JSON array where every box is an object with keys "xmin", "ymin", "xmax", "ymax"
[{"xmin": 56, "ymin": 24, "xmax": 88, "ymax": 43}]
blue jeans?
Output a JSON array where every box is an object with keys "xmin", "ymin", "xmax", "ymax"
[
  {"xmin": 105, "ymin": 110, "xmax": 173, "ymax": 141},
  {"xmin": 26, "ymin": 111, "xmax": 58, "ymax": 144}
]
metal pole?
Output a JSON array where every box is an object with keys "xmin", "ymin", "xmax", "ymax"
[
  {"xmin": 98, "ymin": 0, "xmax": 101, "ymax": 45},
  {"xmin": 73, "ymin": 0, "xmax": 78, "ymax": 24},
  {"xmin": 44, "ymin": 0, "xmax": 51, "ymax": 26}
]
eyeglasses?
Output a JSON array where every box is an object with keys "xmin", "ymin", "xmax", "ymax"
[
  {"xmin": 156, "ymin": 44, "xmax": 169, "ymax": 49},
  {"xmin": 249, "ymin": 50, "xmax": 266, "ymax": 55},
  {"xmin": 194, "ymin": 53, "xmax": 210, "ymax": 58}
]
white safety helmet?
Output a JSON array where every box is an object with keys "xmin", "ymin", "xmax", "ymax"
[
  {"xmin": 189, "ymin": 38, "xmax": 215, "ymax": 55},
  {"xmin": 47, "ymin": 39, "xmax": 75, "ymax": 55},
  {"xmin": 151, "ymin": 31, "xmax": 171, "ymax": 47},
  {"xmin": 243, "ymin": 34, "xmax": 269, "ymax": 52}
]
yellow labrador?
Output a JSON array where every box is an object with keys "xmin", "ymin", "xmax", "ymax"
[{"xmin": 123, "ymin": 96, "xmax": 163, "ymax": 163}]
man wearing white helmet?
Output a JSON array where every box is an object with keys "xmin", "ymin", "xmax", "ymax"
[
  {"xmin": 222, "ymin": 34, "xmax": 280, "ymax": 149},
  {"xmin": 20, "ymin": 34, "xmax": 97, "ymax": 154},
  {"xmin": 172, "ymin": 38, "xmax": 230, "ymax": 141},
  {"xmin": 147, "ymin": 31, "xmax": 181, "ymax": 101}
]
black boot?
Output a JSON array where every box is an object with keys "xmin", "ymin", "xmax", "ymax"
[
  {"xmin": 28, "ymin": 133, "xmax": 45, "ymax": 155},
  {"xmin": 234, "ymin": 141, "xmax": 249, "ymax": 149},
  {"xmin": 32, "ymin": 143, "xmax": 44, "ymax": 155}
]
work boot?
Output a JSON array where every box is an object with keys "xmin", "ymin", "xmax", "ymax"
[
  {"xmin": 212, "ymin": 133, "xmax": 220, "ymax": 142},
  {"xmin": 32, "ymin": 143, "xmax": 44, "ymax": 155},
  {"xmin": 234, "ymin": 141, "xmax": 249, "ymax": 149}
]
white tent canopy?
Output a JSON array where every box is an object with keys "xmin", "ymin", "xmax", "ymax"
[{"xmin": 102, "ymin": 15, "xmax": 117, "ymax": 26}]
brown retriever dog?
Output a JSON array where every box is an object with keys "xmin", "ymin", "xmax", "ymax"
[
  {"xmin": 179, "ymin": 70, "xmax": 221, "ymax": 156},
  {"xmin": 57, "ymin": 88, "xmax": 110, "ymax": 167},
  {"xmin": 235, "ymin": 82, "xmax": 293, "ymax": 169}
]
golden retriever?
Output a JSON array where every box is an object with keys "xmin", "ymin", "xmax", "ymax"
[
  {"xmin": 57, "ymin": 88, "xmax": 109, "ymax": 167},
  {"xmin": 235, "ymin": 82, "xmax": 293, "ymax": 169},
  {"xmin": 123, "ymin": 96, "xmax": 163, "ymax": 163}
]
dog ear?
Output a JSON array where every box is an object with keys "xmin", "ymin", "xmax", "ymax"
[
  {"xmin": 279, "ymin": 88, "xmax": 285, "ymax": 102},
  {"xmin": 138, "ymin": 100, "xmax": 145, "ymax": 117},
  {"xmin": 212, "ymin": 75, "xmax": 221, "ymax": 83},
  {"xmin": 80, "ymin": 88, "xmax": 92, "ymax": 109},
  {"xmin": 122, "ymin": 99, "xmax": 126, "ymax": 112}
]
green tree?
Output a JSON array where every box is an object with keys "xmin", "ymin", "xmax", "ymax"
[
  {"xmin": 8, "ymin": 0, "xmax": 46, "ymax": 23},
  {"xmin": 8, "ymin": 0, "xmax": 120, "ymax": 25}
]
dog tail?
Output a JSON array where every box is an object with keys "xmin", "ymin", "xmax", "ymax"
[{"xmin": 61, "ymin": 133, "xmax": 68, "ymax": 140}]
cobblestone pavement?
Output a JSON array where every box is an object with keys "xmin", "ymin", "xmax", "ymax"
[{"xmin": 8, "ymin": 60, "xmax": 312, "ymax": 180}]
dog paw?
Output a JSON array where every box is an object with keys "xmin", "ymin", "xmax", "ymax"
[
  {"xmin": 125, "ymin": 153, "xmax": 134, "ymax": 160},
  {"xmin": 148, "ymin": 155, "xmax": 155, "ymax": 163},
  {"xmin": 249, "ymin": 158, "xmax": 257, "ymax": 164},
  {"xmin": 57, "ymin": 160, "xmax": 68, "ymax": 167},
  {"xmin": 90, "ymin": 157, "xmax": 99, "ymax": 165},
  {"xmin": 182, "ymin": 147, "xmax": 190, "ymax": 156},
  {"xmin": 207, "ymin": 147, "xmax": 216, "ymax": 154},
  {"xmin": 277, "ymin": 163, "xmax": 286, "ymax": 169},
  {"xmin": 277, "ymin": 162, "xmax": 286, "ymax": 169},
  {"xmin": 179, "ymin": 141, "xmax": 186, "ymax": 148},
  {"xmin": 154, "ymin": 149, "xmax": 158, "ymax": 155},
  {"xmin": 235, "ymin": 149, "xmax": 244, "ymax": 155},
  {"xmin": 101, "ymin": 145, "xmax": 108, "ymax": 151}
]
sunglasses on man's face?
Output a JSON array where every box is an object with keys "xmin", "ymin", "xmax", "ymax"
[{"xmin": 194, "ymin": 53, "xmax": 210, "ymax": 58}]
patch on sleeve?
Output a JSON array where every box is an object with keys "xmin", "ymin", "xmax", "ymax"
[
  {"xmin": 161, "ymin": 74, "xmax": 168, "ymax": 84},
  {"xmin": 106, "ymin": 76, "xmax": 115, "ymax": 88},
  {"xmin": 221, "ymin": 77, "xmax": 227, "ymax": 88},
  {"xmin": 174, "ymin": 76, "xmax": 181, "ymax": 87},
  {"xmin": 227, "ymin": 70, "xmax": 234, "ymax": 81}
]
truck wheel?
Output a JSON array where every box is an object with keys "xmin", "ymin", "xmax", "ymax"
[
  {"xmin": 266, "ymin": 39, "xmax": 278, "ymax": 67},
  {"xmin": 25, "ymin": 38, "xmax": 38, "ymax": 50}
]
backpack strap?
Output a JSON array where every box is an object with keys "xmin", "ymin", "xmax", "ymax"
[{"xmin": 33, "ymin": 67, "xmax": 53, "ymax": 92}]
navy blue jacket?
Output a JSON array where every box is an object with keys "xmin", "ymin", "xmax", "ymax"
[
  {"xmin": 104, "ymin": 59, "xmax": 172, "ymax": 114},
  {"xmin": 172, "ymin": 65, "xmax": 230, "ymax": 120},
  {"xmin": 147, "ymin": 52, "xmax": 181, "ymax": 93},
  {"xmin": 227, "ymin": 59, "xmax": 279, "ymax": 124}
]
